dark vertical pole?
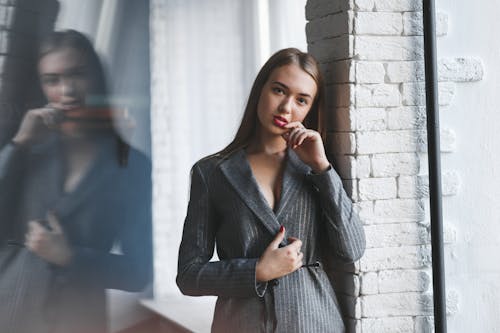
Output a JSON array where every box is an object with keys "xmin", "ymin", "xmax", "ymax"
[{"xmin": 423, "ymin": 0, "xmax": 447, "ymax": 332}]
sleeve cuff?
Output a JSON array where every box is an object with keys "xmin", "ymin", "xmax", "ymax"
[{"xmin": 253, "ymin": 260, "xmax": 268, "ymax": 298}]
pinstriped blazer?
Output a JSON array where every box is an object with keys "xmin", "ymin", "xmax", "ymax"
[{"xmin": 176, "ymin": 148, "xmax": 365, "ymax": 333}]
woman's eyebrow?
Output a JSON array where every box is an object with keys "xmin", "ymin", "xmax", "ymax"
[{"xmin": 271, "ymin": 81, "xmax": 312, "ymax": 98}]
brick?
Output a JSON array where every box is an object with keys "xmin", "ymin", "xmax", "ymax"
[
  {"xmin": 414, "ymin": 316, "xmax": 434, "ymax": 333},
  {"xmin": 387, "ymin": 106, "xmax": 426, "ymax": 130},
  {"xmin": 343, "ymin": 178, "xmax": 358, "ymax": 201},
  {"xmin": 403, "ymin": 12, "xmax": 448, "ymax": 36},
  {"xmin": 357, "ymin": 155, "xmax": 371, "ymax": 178},
  {"xmin": 355, "ymin": 84, "xmax": 400, "ymax": 107},
  {"xmin": 357, "ymin": 130, "xmax": 419, "ymax": 154},
  {"xmin": 355, "ymin": 36, "xmax": 424, "ymax": 61},
  {"xmin": 398, "ymin": 171, "xmax": 460, "ymax": 198},
  {"xmin": 338, "ymin": 294, "xmax": 362, "ymax": 319},
  {"xmin": 320, "ymin": 60, "xmax": 354, "ymax": 85},
  {"xmin": 330, "ymin": 271, "xmax": 360, "ymax": 297},
  {"xmin": 330, "ymin": 106, "xmax": 355, "ymax": 132},
  {"xmin": 325, "ymin": 84, "xmax": 355, "ymax": 108},
  {"xmin": 398, "ymin": 175, "xmax": 428, "ymax": 198},
  {"xmin": 354, "ymin": 12, "xmax": 403, "ymax": 35},
  {"xmin": 355, "ymin": 107, "xmax": 386, "ymax": 131},
  {"xmin": 364, "ymin": 223, "xmax": 429, "ymax": 248},
  {"xmin": 306, "ymin": 11, "xmax": 353, "ymax": 42},
  {"xmin": 360, "ymin": 245, "xmax": 431, "ymax": 271},
  {"xmin": 345, "ymin": 319, "xmax": 361, "ymax": 333},
  {"xmin": 308, "ymin": 35, "xmax": 353, "ymax": 63},
  {"xmin": 373, "ymin": 0, "xmax": 422, "ymax": 12},
  {"xmin": 385, "ymin": 61, "xmax": 424, "ymax": 83},
  {"xmin": 327, "ymin": 132, "xmax": 356, "ymax": 154},
  {"xmin": 371, "ymin": 153, "xmax": 420, "ymax": 177},
  {"xmin": 358, "ymin": 177, "xmax": 397, "ymax": 201},
  {"xmin": 332, "ymin": 155, "xmax": 356, "ymax": 179},
  {"xmin": 332, "ymin": 154, "xmax": 370, "ymax": 179},
  {"xmin": 378, "ymin": 269, "xmax": 431, "ymax": 293},
  {"xmin": 355, "ymin": 61, "xmax": 385, "ymax": 83},
  {"xmin": 360, "ymin": 272, "xmax": 378, "ymax": 295},
  {"xmin": 362, "ymin": 317, "xmax": 414, "ymax": 333},
  {"xmin": 373, "ymin": 199, "xmax": 426, "ymax": 223},
  {"xmin": 353, "ymin": 201, "xmax": 374, "ymax": 223},
  {"xmin": 418, "ymin": 128, "xmax": 457, "ymax": 153},
  {"xmin": 305, "ymin": 0, "xmax": 352, "ymax": 20},
  {"xmin": 354, "ymin": 0, "xmax": 375, "ymax": 11},
  {"xmin": 361, "ymin": 292, "xmax": 433, "ymax": 317},
  {"xmin": 438, "ymin": 57, "xmax": 484, "ymax": 82},
  {"xmin": 401, "ymin": 81, "xmax": 455, "ymax": 106}
]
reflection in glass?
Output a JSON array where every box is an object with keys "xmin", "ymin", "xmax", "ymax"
[{"xmin": 0, "ymin": 30, "xmax": 152, "ymax": 333}]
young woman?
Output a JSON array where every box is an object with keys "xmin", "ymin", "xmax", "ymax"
[
  {"xmin": 177, "ymin": 48, "xmax": 366, "ymax": 332},
  {"xmin": 0, "ymin": 30, "xmax": 152, "ymax": 333}
]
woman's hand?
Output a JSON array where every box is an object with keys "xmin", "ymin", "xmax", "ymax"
[
  {"xmin": 25, "ymin": 212, "xmax": 73, "ymax": 267},
  {"xmin": 282, "ymin": 121, "xmax": 330, "ymax": 173},
  {"xmin": 256, "ymin": 226, "xmax": 303, "ymax": 282},
  {"xmin": 12, "ymin": 107, "xmax": 64, "ymax": 146}
]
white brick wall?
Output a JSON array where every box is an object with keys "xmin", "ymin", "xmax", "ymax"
[{"xmin": 306, "ymin": 0, "xmax": 483, "ymax": 331}]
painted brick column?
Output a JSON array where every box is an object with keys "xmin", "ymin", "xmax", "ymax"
[
  {"xmin": 305, "ymin": 0, "xmax": 482, "ymax": 332},
  {"xmin": 0, "ymin": 0, "xmax": 59, "ymax": 146}
]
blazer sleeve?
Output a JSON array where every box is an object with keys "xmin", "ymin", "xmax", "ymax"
[
  {"xmin": 0, "ymin": 143, "xmax": 27, "ymax": 237},
  {"xmin": 177, "ymin": 163, "xmax": 265, "ymax": 298},
  {"xmin": 308, "ymin": 165, "xmax": 366, "ymax": 263},
  {"xmin": 0, "ymin": 143, "xmax": 26, "ymax": 191}
]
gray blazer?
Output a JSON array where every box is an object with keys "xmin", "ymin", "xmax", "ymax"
[
  {"xmin": 177, "ymin": 148, "xmax": 365, "ymax": 333},
  {"xmin": 0, "ymin": 136, "xmax": 152, "ymax": 333}
]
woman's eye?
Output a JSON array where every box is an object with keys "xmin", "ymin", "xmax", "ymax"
[
  {"xmin": 42, "ymin": 77, "xmax": 59, "ymax": 86},
  {"xmin": 272, "ymin": 87, "xmax": 284, "ymax": 94},
  {"xmin": 297, "ymin": 97, "xmax": 308, "ymax": 105}
]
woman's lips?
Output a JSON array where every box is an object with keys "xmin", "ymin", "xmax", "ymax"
[{"xmin": 273, "ymin": 116, "xmax": 288, "ymax": 128}]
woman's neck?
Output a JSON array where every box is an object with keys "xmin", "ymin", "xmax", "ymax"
[{"xmin": 247, "ymin": 129, "xmax": 287, "ymax": 155}]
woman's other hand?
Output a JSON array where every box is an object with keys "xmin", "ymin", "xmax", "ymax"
[
  {"xmin": 12, "ymin": 107, "xmax": 64, "ymax": 146},
  {"xmin": 282, "ymin": 121, "xmax": 330, "ymax": 173},
  {"xmin": 256, "ymin": 226, "xmax": 303, "ymax": 282},
  {"xmin": 25, "ymin": 211, "xmax": 73, "ymax": 266}
]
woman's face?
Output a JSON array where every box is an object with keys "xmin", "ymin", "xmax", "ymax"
[
  {"xmin": 38, "ymin": 47, "xmax": 89, "ymax": 111},
  {"xmin": 256, "ymin": 64, "xmax": 317, "ymax": 137}
]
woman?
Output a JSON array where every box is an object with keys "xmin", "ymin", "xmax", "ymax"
[
  {"xmin": 0, "ymin": 30, "xmax": 152, "ymax": 333},
  {"xmin": 177, "ymin": 48, "xmax": 365, "ymax": 332}
]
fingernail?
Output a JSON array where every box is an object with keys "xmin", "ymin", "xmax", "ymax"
[{"xmin": 279, "ymin": 225, "xmax": 284, "ymax": 233}]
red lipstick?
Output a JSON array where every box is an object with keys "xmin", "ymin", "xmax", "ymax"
[{"xmin": 273, "ymin": 115, "xmax": 288, "ymax": 128}]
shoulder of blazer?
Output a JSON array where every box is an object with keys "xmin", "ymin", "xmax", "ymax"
[{"xmin": 191, "ymin": 153, "xmax": 226, "ymax": 182}]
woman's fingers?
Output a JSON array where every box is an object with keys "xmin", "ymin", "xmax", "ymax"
[
  {"xmin": 257, "ymin": 234, "xmax": 304, "ymax": 282},
  {"xmin": 25, "ymin": 220, "xmax": 48, "ymax": 250},
  {"xmin": 39, "ymin": 108, "xmax": 64, "ymax": 129}
]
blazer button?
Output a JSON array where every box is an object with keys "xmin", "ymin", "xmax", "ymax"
[{"xmin": 271, "ymin": 279, "xmax": 279, "ymax": 287}]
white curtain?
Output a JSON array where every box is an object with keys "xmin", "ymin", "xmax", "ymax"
[{"xmin": 150, "ymin": 0, "xmax": 307, "ymax": 298}]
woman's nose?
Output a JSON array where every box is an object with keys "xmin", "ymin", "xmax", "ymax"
[
  {"xmin": 61, "ymin": 79, "xmax": 76, "ymax": 97},
  {"xmin": 278, "ymin": 96, "xmax": 293, "ymax": 114}
]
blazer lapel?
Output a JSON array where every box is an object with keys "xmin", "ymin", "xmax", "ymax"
[
  {"xmin": 54, "ymin": 138, "xmax": 117, "ymax": 219},
  {"xmin": 219, "ymin": 149, "xmax": 285, "ymax": 244},
  {"xmin": 275, "ymin": 149, "xmax": 310, "ymax": 218}
]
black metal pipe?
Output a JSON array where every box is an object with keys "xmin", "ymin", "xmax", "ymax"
[{"xmin": 423, "ymin": 0, "xmax": 447, "ymax": 332}]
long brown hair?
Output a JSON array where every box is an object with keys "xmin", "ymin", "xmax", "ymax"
[{"xmin": 218, "ymin": 48, "xmax": 325, "ymax": 158}]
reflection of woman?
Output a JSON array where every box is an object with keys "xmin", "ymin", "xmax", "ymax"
[
  {"xmin": 177, "ymin": 48, "xmax": 365, "ymax": 332},
  {"xmin": 0, "ymin": 30, "xmax": 152, "ymax": 333}
]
